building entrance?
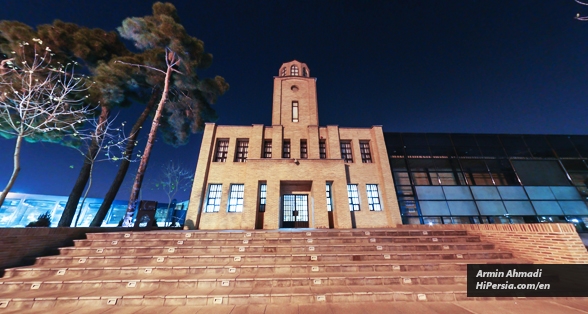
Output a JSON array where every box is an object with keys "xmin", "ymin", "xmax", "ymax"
[{"xmin": 282, "ymin": 194, "xmax": 309, "ymax": 228}]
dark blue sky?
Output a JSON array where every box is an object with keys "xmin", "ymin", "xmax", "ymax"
[{"xmin": 1, "ymin": 1, "xmax": 588, "ymax": 203}]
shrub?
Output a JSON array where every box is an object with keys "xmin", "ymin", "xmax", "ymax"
[{"xmin": 26, "ymin": 211, "xmax": 51, "ymax": 227}]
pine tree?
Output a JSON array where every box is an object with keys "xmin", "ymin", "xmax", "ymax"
[{"xmin": 113, "ymin": 2, "xmax": 228, "ymax": 227}]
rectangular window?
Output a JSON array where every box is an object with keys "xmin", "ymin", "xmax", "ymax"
[
  {"xmin": 366, "ymin": 184, "xmax": 382, "ymax": 211},
  {"xmin": 360, "ymin": 141, "xmax": 372, "ymax": 163},
  {"xmin": 292, "ymin": 101, "xmax": 299, "ymax": 122},
  {"xmin": 319, "ymin": 140, "xmax": 327, "ymax": 159},
  {"xmin": 283, "ymin": 139, "xmax": 291, "ymax": 158},
  {"xmin": 234, "ymin": 140, "xmax": 249, "ymax": 162},
  {"xmin": 214, "ymin": 139, "xmax": 229, "ymax": 162},
  {"xmin": 300, "ymin": 139, "xmax": 308, "ymax": 159},
  {"xmin": 347, "ymin": 184, "xmax": 360, "ymax": 211},
  {"xmin": 340, "ymin": 141, "xmax": 353, "ymax": 163},
  {"xmin": 259, "ymin": 183, "xmax": 267, "ymax": 212},
  {"xmin": 228, "ymin": 184, "xmax": 245, "ymax": 212},
  {"xmin": 205, "ymin": 184, "xmax": 222, "ymax": 212},
  {"xmin": 263, "ymin": 140, "xmax": 272, "ymax": 158},
  {"xmin": 326, "ymin": 183, "xmax": 333, "ymax": 212}
]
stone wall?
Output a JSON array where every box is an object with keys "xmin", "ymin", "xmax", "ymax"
[
  {"xmin": 396, "ymin": 223, "xmax": 588, "ymax": 264},
  {"xmin": 0, "ymin": 227, "xmax": 123, "ymax": 272}
]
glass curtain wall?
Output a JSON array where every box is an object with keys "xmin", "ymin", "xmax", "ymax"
[{"xmin": 385, "ymin": 133, "xmax": 588, "ymax": 231}]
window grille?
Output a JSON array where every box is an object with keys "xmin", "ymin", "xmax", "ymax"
[{"xmin": 205, "ymin": 184, "xmax": 222, "ymax": 212}]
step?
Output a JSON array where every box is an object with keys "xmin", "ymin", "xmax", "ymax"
[
  {"xmin": 3, "ymin": 283, "xmax": 586, "ymax": 311},
  {"xmin": 73, "ymin": 235, "xmax": 482, "ymax": 247},
  {"xmin": 34, "ymin": 250, "xmax": 514, "ymax": 267},
  {"xmin": 3, "ymin": 258, "xmax": 526, "ymax": 280},
  {"xmin": 0, "ymin": 270, "xmax": 469, "ymax": 293},
  {"xmin": 0, "ymin": 284, "xmax": 490, "ymax": 309},
  {"xmin": 59, "ymin": 242, "xmax": 497, "ymax": 256},
  {"xmin": 85, "ymin": 229, "xmax": 469, "ymax": 240}
]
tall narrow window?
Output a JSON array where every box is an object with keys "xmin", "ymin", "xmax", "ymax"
[
  {"xmin": 234, "ymin": 140, "xmax": 249, "ymax": 162},
  {"xmin": 292, "ymin": 101, "xmax": 299, "ymax": 122},
  {"xmin": 228, "ymin": 184, "xmax": 244, "ymax": 212},
  {"xmin": 360, "ymin": 141, "xmax": 372, "ymax": 163},
  {"xmin": 263, "ymin": 140, "xmax": 272, "ymax": 158},
  {"xmin": 303, "ymin": 67, "xmax": 308, "ymax": 77},
  {"xmin": 282, "ymin": 140, "xmax": 291, "ymax": 158},
  {"xmin": 281, "ymin": 67, "xmax": 286, "ymax": 76},
  {"xmin": 214, "ymin": 139, "xmax": 229, "ymax": 162},
  {"xmin": 290, "ymin": 65, "xmax": 299, "ymax": 76},
  {"xmin": 347, "ymin": 184, "xmax": 360, "ymax": 211},
  {"xmin": 326, "ymin": 183, "xmax": 333, "ymax": 212},
  {"xmin": 366, "ymin": 184, "xmax": 382, "ymax": 211},
  {"xmin": 259, "ymin": 183, "xmax": 267, "ymax": 212},
  {"xmin": 300, "ymin": 139, "xmax": 308, "ymax": 159},
  {"xmin": 205, "ymin": 184, "xmax": 222, "ymax": 212},
  {"xmin": 319, "ymin": 140, "xmax": 327, "ymax": 159},
  {"xmin": 340, "ymin": 141, "xmax": 353, "ymax": 163}
]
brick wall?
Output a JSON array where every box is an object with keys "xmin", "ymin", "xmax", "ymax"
[
  {"xmin": 0, "ymin": 227, "xmax": 122, "ymax": 272},
  {"xmin": 396, "ymin": 223, "xmax": 588, "ymax": 264}
]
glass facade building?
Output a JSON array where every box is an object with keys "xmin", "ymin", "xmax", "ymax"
[
  {"xmin": 385, "ymin": 133, "xmax": 588, "ymax": 231},
  {"xmin": 0, "ymin": 193, "xmax": 188, "ymax": 227}
]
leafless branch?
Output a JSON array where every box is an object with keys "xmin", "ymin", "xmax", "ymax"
[{"xmin": 575, "ymin": 0, "xmax": 588, "ymax": 20}]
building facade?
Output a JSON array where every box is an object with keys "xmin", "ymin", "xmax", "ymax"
[
  {"xmin": 186, "ymin": 61, "xmax": 402, "ymax": 230},
  {"xmin": 386, "ymin": 133, "xmax": 588, "ymax": 231},
  {"xmin": 0, "ymin": 192, "xmax": 188, "ymax": 228}
]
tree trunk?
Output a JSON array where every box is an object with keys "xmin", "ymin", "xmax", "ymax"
[
  {"xmin": 0, "ymin": 134, "xmax": 24, "ymax": 208},
  {"xmin": 58, "ymin": 106, "xmax": 110, "ymax": 227},
  {"xmin": 90, "ymin": 95, "xmax": 157, "ymax": 227},
  {"xmin": 122, "ymin": 66, "xmax": 173, "ymax": 227},
  {"xmin": 74, "ymin": 161, "xmax": 94, "ymax": 227}
]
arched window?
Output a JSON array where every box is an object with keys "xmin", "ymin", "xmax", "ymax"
[
  {"xmin": 281, "ymin": 67, "xmax": 286, "ymax": 76},
  {"xmin": 290, "ymin": 65, "xmax": 299, "ymax": 76},
  {"xmin": 302, "ymin": 67, "xmax": 308, "ymax": 77}
]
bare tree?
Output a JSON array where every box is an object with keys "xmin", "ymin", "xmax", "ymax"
[
  {"xmin": 119, "ymin": 48, "xmax": 181, "ymax": 227},
  {"xmin": 66, "ymin": 116, "xmax": 140, "ymax": 226},
  {"xmin": 152, "ymin": 160, "xmax": 193, "ymax": 226},
  {"xmin": 0, "ymin": 42, "xmax": 92, "ymax": 207},
  {"xmin": 576, "ymin": 1, "xmax": 588, "ymax": 20}
]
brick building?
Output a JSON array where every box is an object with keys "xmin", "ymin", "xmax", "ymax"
[{"xmin": 186, "ymin": 61, "xmax": 402, "ymax": 230}]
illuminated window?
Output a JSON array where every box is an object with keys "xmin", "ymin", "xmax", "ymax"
[
  {"xmin": 205, "ymin": 184, "xmax": 222, "ymax": 212},
  {"xmin": 319, "ymin": 140, "xmax": 327, "ymax": 159},
  {"xmin": 360, "ymin": 141, "xmax": 372, "ymax": 163},
  {"xmin": 300, "ymin": 139, "xmax": 308, "ymax": 159},
  {"xmin": 263, "ymin": 140, "xmax": 272, "ymax": 158},
  {"xmin": 281, "ymin": 67, "xmax": 286, "ymax": 76},
  {"xmin": 228, "ymin": 184, "xmax": 245, "ymax": 212},
  {"xmin": 214, "ymin": 139, "xmax": 229, "ymax": 162},
  {"xmin": 347, "ymin": 184, "xmax": 360, "ymax": 211},
  {"xmin": 340, "ymin": 141, "xmax": 353, "ymax": 163},
  {"xmin": 234, "ymin": 140, "xmax": 249, "ymax": 162},
  {"xmin": 259, "ymin": 183, "xmax": 267, "ymax": 212},
  {"xmin": 366, "ymin": 184, "xmax": 382, "ymax": 211},
  {"xmin": 283, "ymin": 140, "xmax": 291, "ymax": 158},
  {"xmin": 326, "ymin": 183, "xmax": 333, "ymax": 212},
  {"xmin": 291, "ymin": 65, "xmax": 299, "ymax": 76},
  {"xmin": 292, "ymin": 101, "xmax": 299, "ymax": 122}
]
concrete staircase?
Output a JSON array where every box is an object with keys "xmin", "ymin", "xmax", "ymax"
[{"xmin": 0, "ymin": 228, "xmax": 528, "ymax": 311}]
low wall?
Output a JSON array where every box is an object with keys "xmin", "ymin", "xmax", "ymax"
[
  {"xmin": 0, "ymin": 227, "xmax": 124, "ymax": 272},
  {"xmin": 396, "ymin": 223, "xmax": 588, "ymax": 264}
]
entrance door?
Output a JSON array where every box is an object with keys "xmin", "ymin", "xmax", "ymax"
[{"xmin": 282, "ymin": 194, "xmax": 309, "ymax": 228}]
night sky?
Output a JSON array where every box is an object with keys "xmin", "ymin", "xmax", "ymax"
[{"xmin": 1, "ymin": 1, "xmax": 588, "ymax": 203}]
